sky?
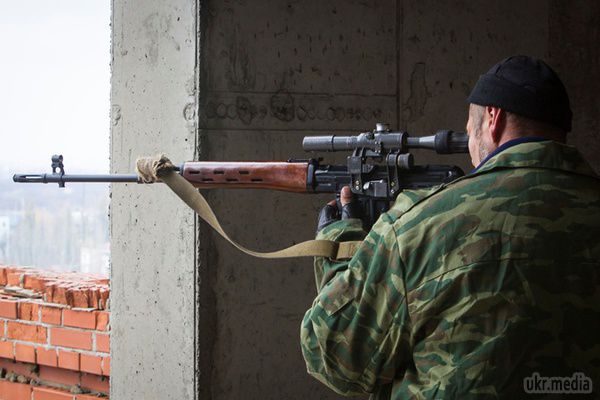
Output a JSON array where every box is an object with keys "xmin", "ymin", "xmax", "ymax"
[{"xmin": 0, "ymin": 1, "xmax": 111, "ymax": 178}]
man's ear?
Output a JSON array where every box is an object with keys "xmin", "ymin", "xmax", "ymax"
[{"xmin": 486, "ymin": 106, "xmax": 505, "ymax": 144}]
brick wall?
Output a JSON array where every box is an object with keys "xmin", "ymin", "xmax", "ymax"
[{"xmin": 0, "ymin": 266, "xmax": 110, "ymax": 400}]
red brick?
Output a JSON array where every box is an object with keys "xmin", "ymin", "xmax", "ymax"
[
  {"xmin": 63, "ymin": 309, "xmax": 96, "ymax": 330},
  {"xmin": 102, "ymin": 356, "xmax": 110, "ymax": 377},
  {"xmin": 0, "ymin": 380, "xmax": 32, "ymax": 400},
  {"xmin": 52, "ymin": 284, "xmax": 70, "ymax": 305},
  {"xmin": 80, "ymin": 373, "xmax": 109, "ymax": 394},
  {"xmin": 0, "ymin": 299, "xmax": 18, "ymax": 319},
  {"xmin": 14, "ymin": 343, "xmax": 36, "ymax": 363},
  {"xmin": 80, "ymin": 354, "xmax": 103, "ymax": 375},
  {"xmin": 95, "ymin": 333, "xmax": 109, "ymax": 353},
  {"xmin": 4, "ymin": 266, "xmax": 26, "ymax": 276},
  {"xmin": 65, "ymin": 288, "xmax": 77, "ymax": 308},
  {"xmin": 94, "ymin": 278, "xmax": 109, "ymax": 285},
  {"xmin": 36, "ymin": 347, "xmax": 58, "ymax": 367},
  {"xmin": 0, "ymin": 358, "xmax": 36, "ymax": 378},
  {"xmin": 76, "ymin": 395, "xmax": 104, "ymax": 400},
  {"xmin": 32, "ymin": 386, "xmax": 74, "ymax": 400},
  {"xmin": 72, "ymin": 289, "xmax": 90, "ymax": 308},
  {"xmin": 51, "ymin": 328, "xmax": 92, "ymax": 350},
  {"xmin": 88, "ymin": 289, "xmax": 100, "ymax": 309},
  {"xmin": 23, "ymin": 274, "xmax": 47, "ymax": 292},
  {"xmin": 7, "ymin": 321, "xmax": 47, "ymax": 343},
  {"xmin": 0, "ymin": 340, "xmax": 14, "ymax": 359},
  {"xmin": 41, "ymin": 306, "xmax": 62, "ymax": 325},
  {"xmin": 57, "ymin": 349, "xmax": 80, "ymax": 371},
  {"xmin": 39, "ymin": 365, "xmax": 80, "ymax": 386},
  {"xmin": 7, "ymin": 271, "xmax": 23, "ymax": 287},
  {"xmin": 0, "ymin": 266, "xmax": 7, "ymax": 286},
  {"xmin": 18, "ymin": 301, "xmax": 40, "ymax": 321},
  {"xmin": 95, "ymin": 311, "xmax": 109, "ymax": 331},
  {"xmin": 99, "ymin": 288, "xmax": 109, "ymax": 310},
  {"xmin": 43, "ymin": 284, "xmax": 55, "ymax": 303}
]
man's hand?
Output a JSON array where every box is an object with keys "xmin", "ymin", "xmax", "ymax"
[{"xmin": 316, "ymin": 186, "xmax": 362, "ymax": 233}]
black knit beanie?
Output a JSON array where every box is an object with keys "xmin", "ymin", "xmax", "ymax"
[{"xmin": 467, "ymin": 55, "xmax": 572, "ymax": 132}]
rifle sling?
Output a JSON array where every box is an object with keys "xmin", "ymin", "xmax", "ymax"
[{"xmin": 160, "ymin": 167, "xmax": 361, "ymax": 260}]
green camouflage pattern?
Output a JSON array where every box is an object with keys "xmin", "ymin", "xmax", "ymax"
[{"xmin": 301, "ymin": 140, "xmax": 600, "ymax": 399}]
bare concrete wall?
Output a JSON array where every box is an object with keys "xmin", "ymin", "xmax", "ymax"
[
  {"xmin": 197, "ymin": 1, "xmax": 599, "ymax": 400},
  {"xmin": 110, "ymin": 0, "xmax": 198, "ymax": 399},
  {"xmin": 398, "ymin": 0, "xmax": 550, "ymax": 170},
  {"xmin": 548, "ymin": 0, "xmax": 600, "ymax": 173},
  {"xmin": 197, "ymin": 2, "xmax": 396, "ymax": 399}
]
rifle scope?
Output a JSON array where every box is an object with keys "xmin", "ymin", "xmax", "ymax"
[{"xmin": 303, "ymin": 128, "xmax": 469, "ymax": 155}]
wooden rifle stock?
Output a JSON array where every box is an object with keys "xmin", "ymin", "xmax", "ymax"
[{"xmin": 181, "ymin": 161, "xmax": 310, "ymax": 193}]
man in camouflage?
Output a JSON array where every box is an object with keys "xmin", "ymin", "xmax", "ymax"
[{"xmin": 301, "ymin": 55, "xmax": 600, "ymax": 399}]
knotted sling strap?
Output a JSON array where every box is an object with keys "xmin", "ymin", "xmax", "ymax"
[{"xmin": 136, "ymin": 155, "xmax": 362, "ymax": 260}]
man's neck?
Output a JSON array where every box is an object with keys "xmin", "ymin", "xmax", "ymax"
[
  {"xmin": 498, "ymin": 128, "xmax": 566, "ymax": 146},
  {"xmin": 473, "ymin": 136, "xmax": 550, "ymax": 173}
]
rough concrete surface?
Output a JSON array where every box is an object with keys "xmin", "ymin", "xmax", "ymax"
[
  {"xmin": 548, "ymin": 0, "xmax": 600, "ymax": 173},
  {"xmin": 110, "ymin": 0, "xmax": 198, "ymax": 399}
]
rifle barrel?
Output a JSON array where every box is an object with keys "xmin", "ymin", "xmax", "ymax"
[{"xmin": 13, "ymin": 173, "xmax": 140, "ymax": 184}]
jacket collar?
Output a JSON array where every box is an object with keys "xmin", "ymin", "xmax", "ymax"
[{"xmin": 470, "ymin": 138, "xmax": 598, "ymax": 179}]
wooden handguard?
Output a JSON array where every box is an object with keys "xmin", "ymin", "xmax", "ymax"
[{"xmin": 182, "ymin": 161, "xmax": 309, "ymax": 192}]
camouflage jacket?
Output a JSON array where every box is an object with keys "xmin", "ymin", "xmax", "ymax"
[{"xmin": 301, "ymin": 140, "xmax": 600, "ymax": 399}]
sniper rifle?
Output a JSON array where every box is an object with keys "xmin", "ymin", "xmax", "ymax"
[{"xmin": 13, "ymin": 123, "xmax": 468, "ymax": 230}]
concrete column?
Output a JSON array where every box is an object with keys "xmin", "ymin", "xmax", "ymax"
[{"xmin": 110, "ymin": 1, "xmax": 198, "ymax": 399}]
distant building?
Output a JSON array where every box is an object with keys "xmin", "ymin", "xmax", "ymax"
[
  {"xmin": 0, "ymin": 216, "xmax": 9, "ymax": 260},
  {"xmin": 80, "ymin": 242, "xmax": 110, "ymax": 275}
]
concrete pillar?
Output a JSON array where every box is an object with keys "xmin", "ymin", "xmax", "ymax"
[{"xmin": 110, "ymin": 1, "xmax": 198, "ymax": 399}]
